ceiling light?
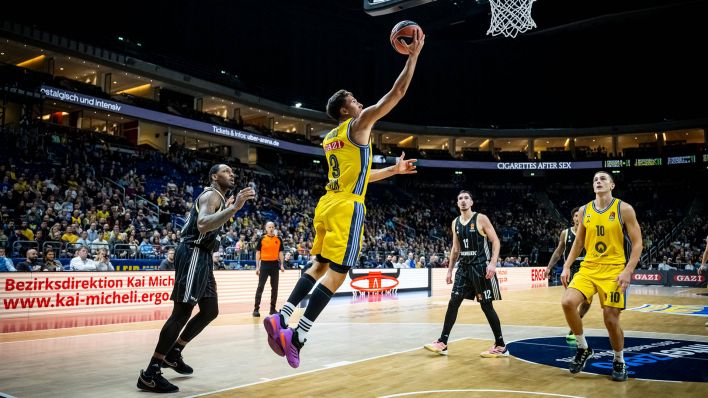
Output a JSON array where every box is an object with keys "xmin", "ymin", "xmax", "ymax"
[
  {"xmin": 294, "ymin": 102, "xmax": 302, "ymax": 108},
  {"xmin": 59, "ymin": 67, "xmax": 64, "ymax": 71}
]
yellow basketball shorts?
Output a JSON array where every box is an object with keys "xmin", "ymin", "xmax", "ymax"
[
  {"xmin": 311, "ymin": 193, "xmax": 366, "ymax": 270},
  {"xmin": 568, "ymin": 262, "xmax": 626, "ymax": 309}
]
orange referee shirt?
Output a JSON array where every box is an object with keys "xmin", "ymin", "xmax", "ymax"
[{"xmin": 256, "ymin": 235, "xmax": 283, "ymax": 261}]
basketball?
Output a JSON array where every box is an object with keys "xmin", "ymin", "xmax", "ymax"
[{"xmin": 390, "ymin": 20, "xmax": 423, "ymax": 55}]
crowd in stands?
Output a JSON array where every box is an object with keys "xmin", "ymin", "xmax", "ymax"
[{"xmin": 0, "ymin": 123, "xmax": 705, "ymax": 274}]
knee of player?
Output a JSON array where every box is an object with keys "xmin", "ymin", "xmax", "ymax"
[
  {"xmin": 602, "ymin": 307, "xmax": 621, "ymax": 326},
  {"xmin": 449, "ymin": 292, "xmax": 464, "ymax": 307},
  {"xmin": 561, "ymin": 295, "xmax": 579, "ymax": 310}
]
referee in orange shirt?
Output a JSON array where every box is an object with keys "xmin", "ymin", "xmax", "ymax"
[{"xmin": 253, "ymin": 221, "xmax": 285, "ymax": 317}]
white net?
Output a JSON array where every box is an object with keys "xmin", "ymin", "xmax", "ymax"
[{"xmin": 487, "ymin": 0, "xmax": 537, "ymax": 38}]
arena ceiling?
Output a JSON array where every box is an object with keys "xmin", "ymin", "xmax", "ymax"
[{"xmin": 4, "ymin": 0, "xmax": 708, "ymax": 130}]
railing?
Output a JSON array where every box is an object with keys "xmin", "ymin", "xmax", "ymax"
[
  {"xmin": 103, "ymin": 177, "xmax": 126, "ymax": 204},
  {"xmin": 641, "ymin": 218, "xmax": 686, "ymax": 264},
  {"xmin": 135, "ymin": 193, "xmax": 161, "ymax": 219},
  {"xmin": 11, "ymin": 240, "xmax": 39, "ymax": 257}
]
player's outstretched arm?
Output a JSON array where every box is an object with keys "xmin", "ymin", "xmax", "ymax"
[
  {"xmin": 351, "ymin": 31, "xmax": 425, "ymax": 138},
  {"xmin": 197, "ymin": 187, "xmax": 255, "ymax": 233},
  {"xmin": 369, "ymin": 152, "xmax": 417, "ymax": 182}
]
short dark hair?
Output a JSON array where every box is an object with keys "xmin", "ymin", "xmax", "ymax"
[
  {"xmin": 207, "ymin": 164, "xmax": 224, "ymax": 185},
  {"xmin": 593, "ymin": 170, "xmax": 614, "ymax": 183},
  {"xmin": 326, "ymin": 90, "xmax": 350, "ymax": 121},
  {"xmin": 457, "ymin": 190, "xmax": 472, "ymax": 200},
  {"xmin": 571, "ymin": 206, "xmax": 581, "ymax": 219}
]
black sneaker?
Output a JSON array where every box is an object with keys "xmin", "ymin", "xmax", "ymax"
[
  {"xmin": 612, "ymin": 360, "xmax": 628, "ymax": 381},
  {"xmin": 569, "ymin": 347, "xmax": 594, "ymax": 373},
  {"xmin": 162, "ymin": 353, "xmax": 194, "ymax": 375},
  {"xmin": 269, "ymin": 308, "xmax": 277, "ymax": 315},
  {"xmin": 253, "ymin": 309, "xmax": 260, "ymax": 317},
  {"xmin": 137, "ymin": 369, "xmax": 179, "ymax": 393}
]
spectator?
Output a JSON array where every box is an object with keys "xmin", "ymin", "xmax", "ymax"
[
  {"xmin": 283, "ymin": 251, "xmax": 295, "ymax": 269},
  {"xmin": 212, "ymin": 252, "xmax": 226, "ymax": 270},
  {"xmin": 94, "ymin": 247, "xmax": 114, "ymax": 271},
  {"xmin": 383, "ymin": 254, "xmax": 394, "ymax": 268},
  {"xmin": 0, "ymin": 247, "xmax": 16, "ymax": 271},
  {"xmin": 139, "ymin": 236, "xmax": 155, "ymax": 258},
  {"xmin": 41, "ymin": 249, "xmax": 63, "ymax": 271},
  {"xmin": 69, "ymin": 246, "xmax": 97, "ymax": 271},
  {"xmin": 416, "ymin": 255, "xmax": 426, "ymax": 268},
  {"xmin": 404, "ymin": 252, "xmax": 416, "ymax": 268},
  {"xmin": 159, "ymin": 247, "xmax": 176, "ymax": 270},
  {"xmin": 16, "ymin": 248, "xmax": 41, "ymax": 272}
]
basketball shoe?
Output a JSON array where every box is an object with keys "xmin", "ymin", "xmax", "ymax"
[
  {"xmin": 423, "ymin": 340, "xmax": 448, "ymax": 355},
  {"xmin": 263, "ymin": 312, "xmax": 287, "ymax": 356},
  {"xmin": 137, "ymin": 369, "xmax": 179, "ymax": 393},
  {"xmin": 569, "ymin": 347, "xmax": 594, "ymax": 373},
  {"xmin": 480, "ymin": 345, "xmax": 510, "ymax": 358},
  {"xmin": 611, "ymin": 360, "xmax": 628, "ymax": 381},
  {"xmin": 161, "ymin": 351, "xmax": 193, "ymax": 375},
  {"xmin": 280, "ymin": 328, "xmax": 304, "ymax": 368}
]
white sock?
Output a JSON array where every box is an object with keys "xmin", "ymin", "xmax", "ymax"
[
  {"xmin": 614, "ymin": 350, "xmax": 624, "ymax": 363},
  {"xmin": 576, "ymin": 334, "xmax": 588, "ymax": 349},
  {"xmin": 280, "ymin": 302, "xmax": 295, "ymax": 325},
  {"xmin": 295, "ymin": 316, "xmax": 313, "ymax": 344}
]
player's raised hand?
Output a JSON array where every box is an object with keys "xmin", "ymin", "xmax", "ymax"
[
  {"xmin": 404, "ymin": 29, "xmax": 425, "ymax": 58},
  {"xmin": 394, "ymin": 152, "xmax": 417, "ymax": 175},
  {"xmin": 232, "ymin": 187, "xmax": 256, "ymax": 211}
]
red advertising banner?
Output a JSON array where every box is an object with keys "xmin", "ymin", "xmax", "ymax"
[
  {"xmin": 432, "ymin": 267, "xmax": 548, "ymax": 297},
  {"xmin": 1, "ymin": 271, "xmax": 301, "ymax": 319}
]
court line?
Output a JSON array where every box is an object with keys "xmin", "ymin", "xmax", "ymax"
[
  {"xmin": 378, "ymin": 390, "xmax": 584, "ymax": 398},
  {"xmin": 184, "ymin": 336, "xmax": 486, "ymax": 398}
]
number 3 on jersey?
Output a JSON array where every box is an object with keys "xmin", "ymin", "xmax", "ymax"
[{"xmin": 329, "ymin": 154, "xmax": 340, "ymax": 178}]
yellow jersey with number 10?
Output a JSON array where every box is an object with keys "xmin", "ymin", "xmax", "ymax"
[
  {"xmin": 322, "ymin": 118, "xmax": 372, "ymax": 199},
  {"xmin": 581, "ymin": 198, "xmax": 630, "ymax": 266}
]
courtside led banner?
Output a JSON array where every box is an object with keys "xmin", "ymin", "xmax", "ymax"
[
  {"xmin": 0, "ymin": 271, "xmax": 301, "ymax": 318},
  {"xmin": 432, "ymin": 267, "xmax": 547, "ymax": 296}
]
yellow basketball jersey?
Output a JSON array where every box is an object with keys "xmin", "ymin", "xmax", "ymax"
[
  {"xmin": 322, "ymin": 118, "xmax": 372, "ymax": 198},
  {"xmin": 581, "ymin": 198, "xmax": 629, "ymax": 265}
]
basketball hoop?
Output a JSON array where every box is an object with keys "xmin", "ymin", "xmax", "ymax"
[{"xmin": 487, "ymin": 0, "xmax": 537, "ymax": 38}]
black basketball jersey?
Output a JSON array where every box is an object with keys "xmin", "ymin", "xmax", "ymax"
[
  {"xmin": 562, "ymin": 227, "xmax": 585, "ymax": 263},
  {"xmin": 455, "ymin": 212, "xmax": 490, "ymax": 266},
  {"xmin": 180, "ymin": 187, "xmax": 225, "ymax": 251}
]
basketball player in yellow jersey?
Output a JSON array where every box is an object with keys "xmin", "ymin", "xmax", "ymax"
[
  {"xmin": 263, "ymin": 30, "xmax": 425, "ymax": 368},
  {"xmin": 560, "ymin": 171, "xmax": 643, "ymax": 382}
]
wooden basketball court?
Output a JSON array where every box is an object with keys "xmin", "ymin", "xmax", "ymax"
[{"xmin": 1, "ymin": 285, "xmax": 706, "ymax": 398}]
